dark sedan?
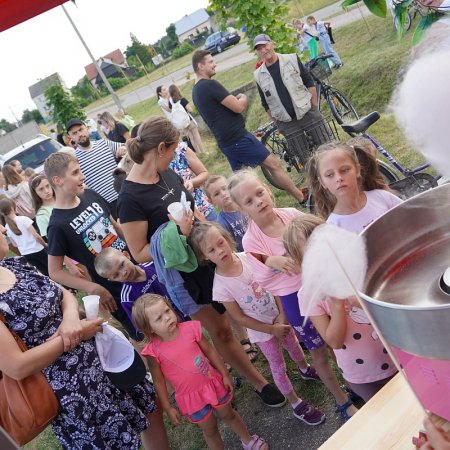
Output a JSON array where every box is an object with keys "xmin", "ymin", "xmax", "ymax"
[{"xmin": 204, "ymin": 28, "xmax": 241, "ymax": 55}]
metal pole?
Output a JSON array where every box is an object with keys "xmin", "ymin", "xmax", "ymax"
[{"xmin": 61, "ymin": 4, "xmax": 123, "ymax": 110}]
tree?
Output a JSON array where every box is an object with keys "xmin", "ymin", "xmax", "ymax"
[
  {"xmin": 208, "ymin": 0, "xmax": 296, "ymax": 53},
  {"xmin": 21, "ymin": 109, "xmax": 44, "ymax": 124},
  {"xmin": 71, "ymin": 76, "xmax": 102, "ymax": 108},
  {"xmin": 0, "ymin": 118, "xmax": 15, "ymax": 133},
  {"xmin": 45, "ymin": 85, "xmax": 86, "ymax": 130},
  {"xmin": 165, "ymin": 23, "xmax": 179, "ymax": 50},
  {"xmin": 125, "ymin": 33, "xmax": 154, "ymax": 67}
]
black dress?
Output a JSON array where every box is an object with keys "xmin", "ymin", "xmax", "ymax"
[{"xmin": 0, "ymin": 258, "xmax": 156, "ymax": 450}]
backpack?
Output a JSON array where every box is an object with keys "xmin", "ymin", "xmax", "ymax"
[{"xmin": 170, "ymin": 100, "xmax": 191, "ymax": 130}]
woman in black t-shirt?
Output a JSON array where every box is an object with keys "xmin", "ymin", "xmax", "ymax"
[
  {"xmin": 118, "ymin": 117, "xmax": 277, "ymax": 401},
  {"xmin": 169, "ymin": 84, "xmax": 206, "ymax": 154},
  {"xmin": 99, "ymin": 111, "xmax": 130, "ymax": 143}
]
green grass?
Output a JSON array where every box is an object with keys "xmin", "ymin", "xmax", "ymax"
[{"xmin": 287, "ymin": 0, "xmax": 339, "ymax": 20}]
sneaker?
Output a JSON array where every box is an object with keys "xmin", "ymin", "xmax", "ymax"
[
  {"xmin": 293, "ymin": 401, "xmax": 326, "ymax": 426},
  {"xmin": 300, "ymin": 365, "xmax": 321, "ymax": 381},
  {"xmin": 254, "ymin": 383, "xmax": 287, "ymax": 408}
]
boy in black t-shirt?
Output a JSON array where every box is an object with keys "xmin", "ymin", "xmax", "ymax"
[{"xmin": 44, "ymin": 152, "xmax": 136, "ymax": 338}]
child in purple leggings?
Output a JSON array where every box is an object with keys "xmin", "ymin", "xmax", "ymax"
[{"xmin": 190, "ymin": 221, "xmax": 325, "ymax": 426}]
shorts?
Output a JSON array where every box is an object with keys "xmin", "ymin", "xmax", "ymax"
[
  {"xmin": 186, "ymin": 391, "xmax": 232, "ymax": 424},
  {"xmin": 279, "ymin": 292, "xmax": 325, "ymax": 350},
  {"xmin": 219, "ymin": 131, "xmax": 270, "ymax": 171}
]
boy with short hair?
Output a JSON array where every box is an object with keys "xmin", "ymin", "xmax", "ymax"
[
  {"xmin": 44, "ymin": 152, "xmax": 136, "ymax": 337},
  {"xmin": 94, "ymin": 247, "xmax": 182, "ymax": 329},
  {"xmin": 204, "ymin": 175, "xmax": 249, "ymax": 252}
]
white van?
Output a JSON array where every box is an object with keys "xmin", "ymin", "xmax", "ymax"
[{"xmin": 0, "ymin": 135, "xmax": 63, "ymax": 173}]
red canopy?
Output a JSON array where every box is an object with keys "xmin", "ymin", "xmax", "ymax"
[{"xmin": 0, "ymin": 0, "xmax": 70, "ymax": 32}]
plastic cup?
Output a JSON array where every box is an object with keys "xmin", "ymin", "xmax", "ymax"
[
  {"xmin": 82, "ymin": 295, "xmax": 100, "ymax": 320},
  {"xmin": 167, "ymin": 202, "xmax": 184, "ymax": 221}
]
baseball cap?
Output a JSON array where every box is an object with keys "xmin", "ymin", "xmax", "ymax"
[
  {"xmin": 66, "ymin": 118, "xmax": 85, "ymax": 132},
  {"xmin": 253, "ymin": 34, "xmax": 272, "ymax": 49}
]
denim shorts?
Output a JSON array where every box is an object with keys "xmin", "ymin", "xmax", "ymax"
[
  {"xmin": 186, "ymin": 391, "xmax": 232, "ymax": 423},
  {"xmin": 219, "ymin": 131, "xmax": 270, "ymax": 171}
]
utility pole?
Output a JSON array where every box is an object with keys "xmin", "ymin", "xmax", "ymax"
[{"xmin": 61, "ymin": 4, "xmax": 123, "ymax": 111}]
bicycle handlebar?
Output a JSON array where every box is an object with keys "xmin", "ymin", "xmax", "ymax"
[{"xmin": 307, "ymin": 54, "xmax": 334, "ymax": 68}]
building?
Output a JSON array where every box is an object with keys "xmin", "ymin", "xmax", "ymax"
[
  {"xmin": 174, "ymin": 8, "xmax": 215, "ymax": 42},
  {"xmin": 28, "ymin": 73, "xmax": 67, "ymax": 123},
  {"xmin": 84, "ymin": 49, "xmax": 135, "ymax": 88}
]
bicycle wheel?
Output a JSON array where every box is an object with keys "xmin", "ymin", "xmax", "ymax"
[
  {"xmin": 393, "ymin": 12, "xmax": 411, "ymax": 33},
  {"xmin": 260, "ymin": 128, "xmax": 307, "ymax": 190},
  {"xmin": 377, "ymin": 160, "xmax": 401, "ymax": 184},
  {"xmin": 325, "ymin": 87, "xmax": 359, "ymax": 124}
]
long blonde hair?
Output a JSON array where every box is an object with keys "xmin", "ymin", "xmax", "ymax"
[
  {"xmin": 306, "ymin": 141, "xmax": 388, "ymax": 218},
  {"xmin": 283, "ymin": 214, "xmax": 324, "ymax": 266},
  {"xmin": 0, "ymin": 197, "xmax": 21, "ymax": 235}
]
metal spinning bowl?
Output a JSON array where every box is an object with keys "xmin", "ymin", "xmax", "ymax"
[{"xmin": 359, "ymin": 183, "xmax": 450, "ymax": 360}]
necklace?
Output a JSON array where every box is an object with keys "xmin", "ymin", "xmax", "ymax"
[{"xmin": 155, "ymin": 173, "xmax": 175, "ymax": 200}]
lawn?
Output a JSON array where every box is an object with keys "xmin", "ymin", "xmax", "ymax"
[{"xmin": 26, "ymin": 12, "xmax": 424, "ymax": 450}]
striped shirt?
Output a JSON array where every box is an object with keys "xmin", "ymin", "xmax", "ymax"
[{"xmin": 75, "ymin": 139, "xmax": 121, "ymax": 203}]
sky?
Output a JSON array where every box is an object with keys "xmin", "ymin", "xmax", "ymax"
[{"xmin": 0, "ymin": 0, "xmax": 209, "ymax": 123}]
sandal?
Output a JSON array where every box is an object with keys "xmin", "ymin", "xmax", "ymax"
[
  {"xmin": 335, "ymin": 397, "xmax": 354, "ymax": 422},
  {"xmin": 242, "ymin": 434, "xmax": 267, "ymax": 450},
  {"xmin": 240, "ymin": 339, "xmax": 259, "ymax": 363}
]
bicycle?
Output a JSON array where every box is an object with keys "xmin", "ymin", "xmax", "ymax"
[
  {"xmin": 256, "ymin": 110, "xmax": 438, "ymax": 201},
  {"xmin": 306, "ymin": 54, "xmax": 359, "ymax": 125},
  {"xmin": 255, "ymin": 117, "xmax": 339, "ymax": 190},
  {"xmin": 390, "ymin": 1, "xmax": 427, "ymax": 33},
  {"xmin": 341, "ymin": 111, "xmax": 438, "ymax": 199}
]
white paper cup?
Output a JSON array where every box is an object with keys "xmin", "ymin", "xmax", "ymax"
[
  {"xmin": 82, "ymin": 295, "xmax": 100, "ymax": 320},
  {"xmin": 167, "ymin": 202, "xmax": 184, "ymax": 221}
]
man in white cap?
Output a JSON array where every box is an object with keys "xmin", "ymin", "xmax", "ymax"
[{"xmin": 253, "ymin": 34, "xmax": 329, "ymax": 154}]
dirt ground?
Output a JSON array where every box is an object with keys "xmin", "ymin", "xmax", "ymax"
[{"xmin": 221, "ymin": 389, "xmax": 344, "ymax": 450}]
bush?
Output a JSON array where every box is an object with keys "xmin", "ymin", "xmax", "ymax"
[
  {"xmin": 172, "ymin": 42, "xmax": 194, "ymax": 59},
  {"xmin": 108, "ymin": 77, "xmax": 128, "ymax": 90}
]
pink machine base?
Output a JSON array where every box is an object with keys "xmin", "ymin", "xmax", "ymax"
[{"xmin": 392, "ymin": 346, "xmax": 450, "ymax": 422}]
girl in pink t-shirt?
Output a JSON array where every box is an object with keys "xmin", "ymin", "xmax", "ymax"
[
  {"xmin": 227, "ymin": 169, "xmax": 357, "ymax": 422},
  {"xmin": 190, "ymin": 221, "xmax": 325, "ymax": 426},
  {"xmin": 133, "ymin": 294, "xmax": 268, "ymax": 450}
]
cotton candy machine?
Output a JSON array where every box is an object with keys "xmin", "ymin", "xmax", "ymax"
[{"xmin": 359, "ymin": 183, "xmax": 450, "ymax": 421}]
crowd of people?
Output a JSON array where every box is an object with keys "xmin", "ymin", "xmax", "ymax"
[{"xmin": 0, "ymin": 26, "xmax": 448, "ymax": 450}]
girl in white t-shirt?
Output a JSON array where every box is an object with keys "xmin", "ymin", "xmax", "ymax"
[
  {"xmin": 0, "ymin": 197, "xmax": 48, "ymax": 275},
  {"xmin": 301, "ymin": 141, "xmax": 402, "ymax": 401},
  {"xmin": 190, "ymin": 221, "xmax": 326, "ymax": 426}
]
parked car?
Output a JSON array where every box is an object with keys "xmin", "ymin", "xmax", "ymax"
[
  {"xmin": 204, "ymin": 28, "xmax": 241, "ymax": 55},
  {"xmin": 0, "ymin": 135, "xmax": 63, "ymax": 173}
]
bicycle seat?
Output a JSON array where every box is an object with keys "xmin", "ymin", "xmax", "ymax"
[{"xmin": 341, "ymin": 111, "xmax": 380, "ymax": 135}]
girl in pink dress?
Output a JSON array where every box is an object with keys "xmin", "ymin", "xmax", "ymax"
[{"xmin": 133, "ymin": 294, "xmax": 268, "ymax": 450}]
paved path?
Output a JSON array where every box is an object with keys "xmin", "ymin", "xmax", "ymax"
[{"xmin": 86, "ymin": 2, "xmax": 371, "ymax": 118}]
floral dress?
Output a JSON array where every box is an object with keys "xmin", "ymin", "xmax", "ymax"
[
  {"xmin": 169, "ymin": 142, "xmax": 215, "ymax": 219},
  {"xmin": 0, "ymin": 258, "xmax": 156, "ymax": 450}
]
